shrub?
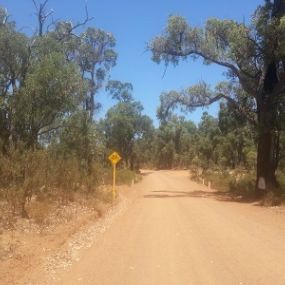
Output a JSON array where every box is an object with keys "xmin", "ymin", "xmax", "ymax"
[
  {"xmin": 203, "ymin": 170, "xmax": 235, "ymax": 192},
  {"xmin": 277, "ymin": 172, "xmax": 285, "ymax": 191},
  {"xmin": 102, "ymin": 168, "xmax": 138, "ymax": 186},
  {"xmin": 0, "ymin": 148, "xmax": 106, "ymax": 219},
  {"xmin": 229, "ymin": 173, "xmax": 256, "ymax": 198}
]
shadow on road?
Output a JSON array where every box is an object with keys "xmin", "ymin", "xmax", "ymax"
[{"xmin": 144, "ymin": 190, "xmax": 259, "ymax": 204}]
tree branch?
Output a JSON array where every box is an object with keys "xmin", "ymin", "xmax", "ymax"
[
  {"xmin": 38, "ymin": 124, "xmax": 63, "ymax": 135},
  {"xmin": 218, "ymin": 93, "xmax": 257, "ymax": 126},
  {"xmin": 32, "ymin": 0, "xmax": 54, "ymax": 36},
  {"xmin": 32, "ymin": 0, "xmax": 39, "ymax": 10},
  {"xmin": 51, "ymin": 3, "xmax": 94, "ymax": 41},
  {"xmin": 71, "ymin": 3, "xmax": 94, "ymax": 31},
  {"xmin": 159, "ymin": 87, "xmax": 257, "ymax": 126},
  {"xmin": 160, "ymin": 46, "xmax": 257, "ymax": 95},
  {"xmin": 163, "ymin": 47, "xmax": 240, "ymax": 74}
]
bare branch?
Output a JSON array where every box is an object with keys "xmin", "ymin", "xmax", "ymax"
[
  {"xmin": 32, "ymin": 0, "xmax": 54, "ymax": 36},
  {"xmin": 32, "ymin": 0, "xmax": 38, "ymax": 10},
  {"xmin": 46, "ymin": 17, "xmax": 60, "ymax": 33},
  {"xmin": 42, "ymin": 0, "xmax": 49, "ymax": 9},
  {"xmin": 156, "ymin": 45, "xmax": 257, "ymax": 96},
  {"xmin": 38, "ymin": 124, "xmax": 63, "ymax": 136},
  {"xmin": 70, "ymin": 2, "xmax": 94, "ymax": 31},
  {"xmin": 162, "ymin": 64, "xmax": 168, "ymax": 79},
  {"xmin": 51, "ymin": 3, "xmax": 94, "ymax": 42}
]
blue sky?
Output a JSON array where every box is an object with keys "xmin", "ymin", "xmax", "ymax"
[{"xmin": 2, "ymin": 0, "xmax": 263, "ymax": 126}]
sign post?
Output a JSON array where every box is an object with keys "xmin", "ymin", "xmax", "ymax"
[{"xmin": 108, "ymin": 151, "xmax": 122, "ymax": 201}]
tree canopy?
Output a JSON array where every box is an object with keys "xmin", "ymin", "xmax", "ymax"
[{"xmin": 150, "ymin": 0, "xmax": 285, "ymax": 192}]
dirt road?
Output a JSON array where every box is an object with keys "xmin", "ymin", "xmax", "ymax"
[{"xmin": 48, "ymin": 170, "xmax": 285, "ymax": 285}]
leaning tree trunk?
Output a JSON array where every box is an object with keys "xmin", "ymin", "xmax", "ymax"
[
  {"xmin": 256, "ymin": 62, "xmax": 279, "ymax": 194},
  {"xmin": 255, "ymin": 0, "xmax": 285, "ymax": 195},
  {"xmin": 255, "ymin": 0, "xmax": 285, "ymax": 196},
  {"xmin": 256, "ymin": 119, "xmax": 278, "ymax": 194}
]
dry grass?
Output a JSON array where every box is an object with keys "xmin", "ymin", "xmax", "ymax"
[
  {"xmin": 191, "ymin": 167, "xmax": 285, "ymax": 205},
  {"xmin": 0, "ymin": 149, "xmax": 137, "ymax": 230}
]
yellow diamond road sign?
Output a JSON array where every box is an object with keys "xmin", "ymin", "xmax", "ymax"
[{"xmin": 108, "ymin": 152, "xmax": 121, "ymax": 165}]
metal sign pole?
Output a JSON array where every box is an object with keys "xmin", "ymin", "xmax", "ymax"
[
  {"xmin": 108, "ymin": 151, "xmax": 121, "ymax": 202},
  {"xmin": 112, "ymin": 163, "xmax": 116, "ymax": 201}
]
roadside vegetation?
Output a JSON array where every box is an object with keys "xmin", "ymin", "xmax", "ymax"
[
  {"xmin": 2, "ymin": 1, "xmax": 285, "ymax": 283},
  {"xmin": 149, "ymin": 0, "xmax": 285, "ymax": 202},
  {"xmin": 0, "ymin": 2, "xmax": 147, "ymax": 232},
  {"xmin": 1, "ymin": 0, "xmax": 285, "ymax": 236}
]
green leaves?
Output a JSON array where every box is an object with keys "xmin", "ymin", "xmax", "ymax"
[
  {"xmin": 150, "ymin": 15, "xmax": 200, "ymax": 65},
  {"xmin": 79, "ymin": 28, "xmax": 117, "ymax": 73},
  {"xmin": 153, "ymin": 115, "xmax": 197, "ymax": 169},
  {"xmin": 150, "ymin": 14, "xmax": 256, "ymax": 76},
  {"xmin": 0, "ymin": 4, "xmax": 118, "ymax": 152},
  {"xmin": 15, "ymin": 52, "xmax": 83, "ymax": 146},
  {"xmin": 0, "ymin": 23, "xmax": 28, "ymax": 91},
  {"xmin": 106, "ymin": 80, "xmax": 134, "ymax": 102},
  {"xmin": 157, "ymin": 81, "xmax": 218, "ymax": 121},
  {"xmin": 102, "ymin": 86, "xmax": 153, "ymax": 168},
  {"xmin": 76, "ymin": 27, "xmax": 117, "ymax": 120}
]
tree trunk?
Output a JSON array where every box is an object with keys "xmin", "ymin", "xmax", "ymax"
[
  {"xmin": 256, "ymin": 126, "xmax": 278, "ymax": 194},
  {"xmin": 130, "ymin": 154, "xmax": 135, "ymax": 171},
  {"xmin": 27, "ymin": 129, "xmax": 38, "ymax": 150},
  {"xmin": 256, "ymin": 91, "xmax": 279, "ymax": 194}
]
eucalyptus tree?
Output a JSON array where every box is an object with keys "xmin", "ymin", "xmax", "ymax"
[
  {"xmin": 195, "ymin": 112, "xmax": 221, "ymax": 168},
  {"xmin": 51, "ymin": 24, "xmax": 118, "ymax": 169},
  {"xmin": 150, "ymin": 0, "xmax": 285, "ymax": 192},
  {"xmin": 0, "ymin": 1, "xmax": 119, "ymax": 169},
  {"xmin": 44, "ymin": 4, "xmax": 118, "ymax": 171},
  {"xmin": 153, "ymin": 115, "xmax": 197, "ymax": 169},
  {"xmin": 154, "ymin": 124, "xmax": 176, "ymax": 169},
  {"xmin": 77, "ymin": 28, "xmax": 117, "ymax": 121},
  {"xmin": 15, "ymin": 51, "xmax": 84, "ymax": 148},
  {"xmin": 0, "ymin": 7, "xmax": 85, "ymax": 149},
  {"xmin": 217, "ymin": 103, "xmax": 256, "ymax": 169},
  {"xmin": 106, "ymin": 80, "xmax": 134, "ymax": 102},
  {"xmin": 30, "ymin": 0, "xmax": 117, "ymax": 125},
  {"xmin": 103, "ymin": 82, "xmax": 153, "ymax": 169},
  {"xmin": 0, "ymin": 7, "xmax": 29, "ymax": 150}
]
